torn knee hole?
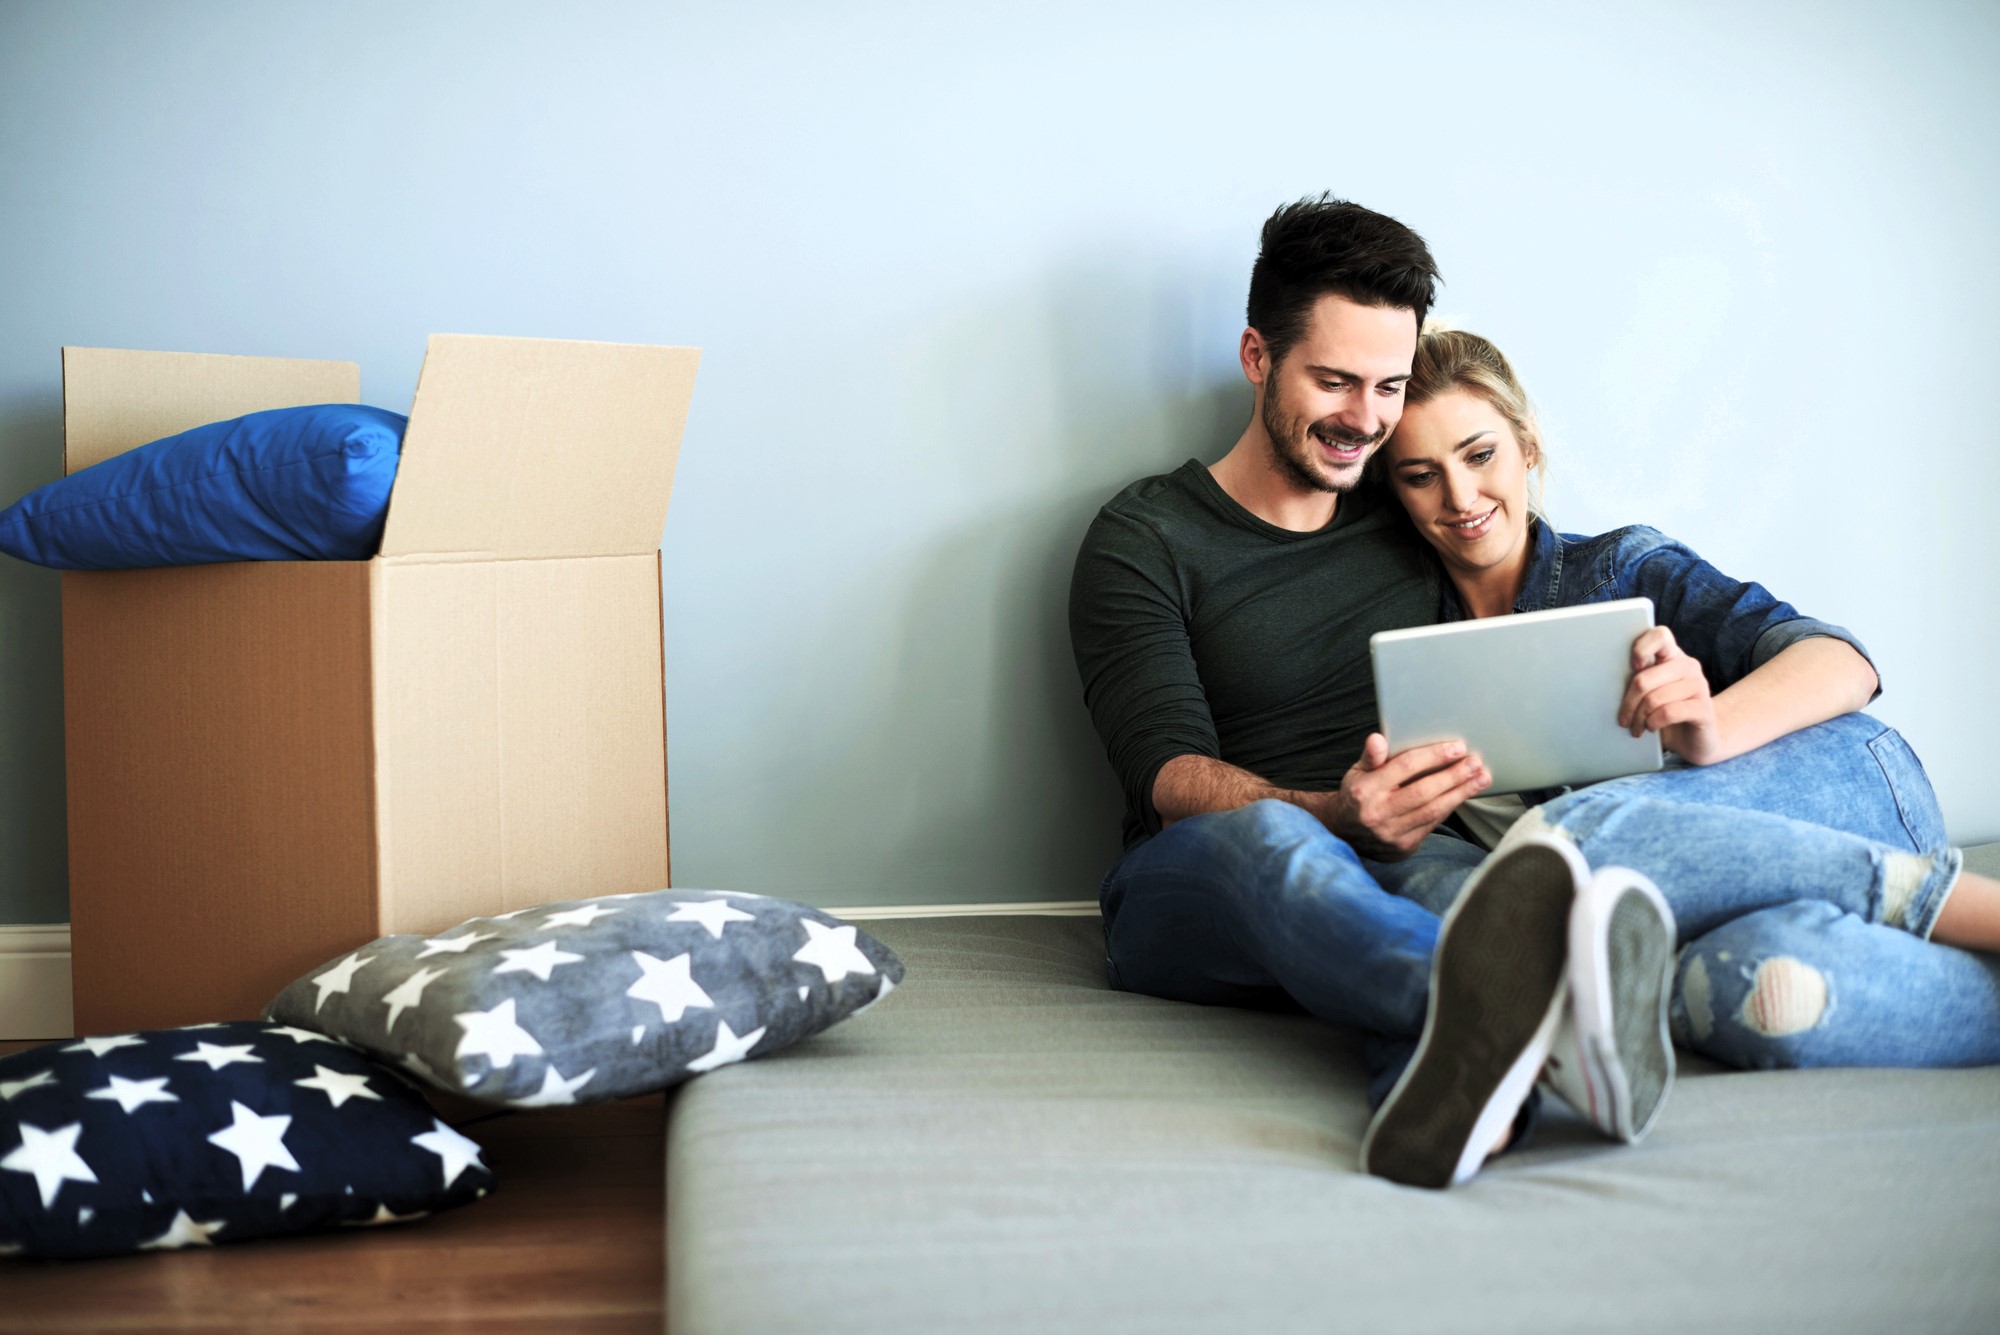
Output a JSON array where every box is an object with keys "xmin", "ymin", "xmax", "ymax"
[{"xmin": 1738, "ymin": 956, "xmax": 1828, "ymax": 1037}]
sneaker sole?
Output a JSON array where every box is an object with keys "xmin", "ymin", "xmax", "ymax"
[
  {"xmin": 1603, "ymin": 885, "xmax": 1675, "ymax": 1141},
  {"xmin": 1360, "ymin": 843, "xmax": 1575, "ymax": 1189}
]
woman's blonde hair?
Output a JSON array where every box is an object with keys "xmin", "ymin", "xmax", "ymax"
[{"xmin": 1404, "ymin": 323, "xmax": 1547, "ymax": 512}]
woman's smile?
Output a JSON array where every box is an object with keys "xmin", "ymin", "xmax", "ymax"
[{"xmin": 1440, "ymin": 505, "xmax": 1499, "ymax": 541}]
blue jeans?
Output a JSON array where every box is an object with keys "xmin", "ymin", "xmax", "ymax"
[
  {"xmin": 1098, "ymin": 797, "xmax": 1479, "ymax": 1110},
  {"xmin": 1396, "ymin": 715, "xmax": 2000, "ymax": 1069},
  {"xmin": 1099, "ymin": 715, "xmax": 1998, "ymax": 1095}
]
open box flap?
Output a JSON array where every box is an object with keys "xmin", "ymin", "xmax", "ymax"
[
  {"xmin": 378, "ymin": 334, "xmax": 700, "ymax": 560},
  {"xmin": 61, "ymin": 347, "xmax": 360, "ymax": 475}
]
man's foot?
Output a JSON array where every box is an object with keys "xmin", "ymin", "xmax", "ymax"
[
  {"xmin": 1542, "ymin": 867, "xmax": 1677, "ymax": 1143},
  {"xmin": 1360, "ymin": 833, "xmax": 1585, "ymax": 1189}
]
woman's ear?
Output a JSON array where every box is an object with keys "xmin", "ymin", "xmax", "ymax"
[{"xmin": 1521, "ymin": 417, "xmax": 1543, "ymax": 470}]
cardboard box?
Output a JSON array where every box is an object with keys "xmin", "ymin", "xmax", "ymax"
[{"xmin": 59, "ymin": 335, "xmax": 700, "ymax": 1034}]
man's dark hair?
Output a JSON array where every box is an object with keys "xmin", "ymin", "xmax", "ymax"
[{"xmin": 1245, "ymin": 194, "xmax": 1440, "ymax": 369}]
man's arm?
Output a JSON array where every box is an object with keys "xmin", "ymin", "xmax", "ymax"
[{"xmin": 1153, "ymin": 735, "xmax": 1490, "ymax": 862}]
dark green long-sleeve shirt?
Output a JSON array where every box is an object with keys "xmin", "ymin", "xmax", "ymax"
[{"xmin": 1068, "ymin": 459, "xmax": 1441, "ymax": 848}]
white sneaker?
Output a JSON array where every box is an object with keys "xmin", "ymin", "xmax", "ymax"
[
  {"xmin": 1360, "ymin": 832, "xmax": 1589, "ymax": 1189},
  {"xmin": 1542, "ymin": 867, "xmax": 1677, "ymax": 1143}
]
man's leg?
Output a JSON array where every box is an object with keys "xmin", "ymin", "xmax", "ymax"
[
  {"xmin": 1100, "ymin": 799, "xmax": 1439, "ymax": 1039},
  {"xmin": 1102, "ymin": 800, "xmax": 1575, "ymax": 1188},
  {"xmin": 1673, "ymin": 902, "xmax": 2000, "ymax": 1069}
]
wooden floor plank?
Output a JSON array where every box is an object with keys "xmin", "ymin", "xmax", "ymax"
[{"xmin": 0, "ymin": 1047, "xmax": 665, "ymax": 1334}]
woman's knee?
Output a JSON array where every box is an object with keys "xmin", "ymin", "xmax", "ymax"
[{"xmin": 1672, "ymin": 904, "xmax": 1844, "ymax": 1069}]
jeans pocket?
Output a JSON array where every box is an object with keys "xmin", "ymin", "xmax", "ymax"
[{"xmin": 1867, "ymin": 727, "xmax": 1949, "ymax": 852}]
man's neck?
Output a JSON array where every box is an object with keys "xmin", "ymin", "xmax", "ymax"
[{"xmin": 1207, "ymin": 425, "xmax": 1339, "ymax": 533}]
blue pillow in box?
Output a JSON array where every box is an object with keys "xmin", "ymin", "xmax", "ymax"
[{"xmin": 0, "ymin": 403, "xmax": 406, "ymax": 569}]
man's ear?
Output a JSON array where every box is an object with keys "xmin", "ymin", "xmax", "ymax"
[{"xmin": 1239, "ymin": 328, "xmax": 1271, "ymax": 388}]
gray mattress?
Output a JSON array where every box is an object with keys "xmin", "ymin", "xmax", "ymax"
[{"xmin": 667, "ymin": 866, "xmax": 2000, "ymax": 1334}]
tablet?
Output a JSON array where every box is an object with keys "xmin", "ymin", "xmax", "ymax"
[{"xmin": 1370, "ymin": 598, "xmax": 1664, "ymax": 794}]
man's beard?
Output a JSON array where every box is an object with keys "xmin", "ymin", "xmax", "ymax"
[{"xmin": 1261, "ymin": 383, "xmax": 1384, "ymax": 495}]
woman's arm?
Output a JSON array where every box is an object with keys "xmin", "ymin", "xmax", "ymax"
[{"xmin": 1620, "ymin": 627, "xmax": 1879, "ymax": 765}]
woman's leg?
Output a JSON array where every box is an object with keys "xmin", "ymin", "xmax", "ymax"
[
  {"xmin": 1673, "ymin": 901, "xmax": 2000, "ymax": 1068},
  {"xmin": 1516, "ymin": 713, "xmax": 1995, "ymax": 948},
  {"xmin": 1514, "ymin": 788, "xmax": 1964, "ymax": 942}
]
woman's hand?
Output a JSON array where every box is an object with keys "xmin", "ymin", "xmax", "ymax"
[{"xmin": 1619, "ymin": 626, "xmax": 1727, "ymax": 764}]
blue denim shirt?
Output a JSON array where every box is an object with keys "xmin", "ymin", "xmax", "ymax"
[{"xmin": 1438, "ymin": 517, "xmax": 1879, "ymax": 699}]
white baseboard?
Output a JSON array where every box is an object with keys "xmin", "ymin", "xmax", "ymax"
[
  {"xmin": 0, "ymin": 924, "xmax": 72, "ymax": 1042},
  {"xmin": 0, "ymin": 907, "xmax": 1085, "ymax": 1041},
  {"xmin": 829, "ymin": 901, "xmax": 1096, "ymax": 921}
]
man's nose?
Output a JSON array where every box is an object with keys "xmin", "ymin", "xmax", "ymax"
[{"xmin": 1334, "ymin": 395, "xmax": 1380, "ymax": 438}]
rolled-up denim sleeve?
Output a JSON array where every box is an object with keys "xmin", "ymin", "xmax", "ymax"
[
  {"xmin": 1068, "ymin": 509, "xmax": 1220, "ymax": 836},
  {"xmin": 1618, "ymin": 528, "xmax": 1880, "ymax": 697}
]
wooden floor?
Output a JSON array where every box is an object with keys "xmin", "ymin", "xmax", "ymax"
[{"xmin": 0, "ymin": 1041, "xmax": 666, "ymax": 1334}]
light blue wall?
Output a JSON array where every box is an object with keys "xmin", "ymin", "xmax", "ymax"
[{"xmin": 2, "ymin": 1, "xmax": 1995, "ymax": 921}]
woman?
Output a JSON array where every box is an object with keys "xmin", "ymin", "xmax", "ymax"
[{"xmin": 1377, "ymin": 326, "xmax": 2000, "ymax": 1077}]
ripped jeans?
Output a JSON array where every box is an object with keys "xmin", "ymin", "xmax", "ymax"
[{"xmin": 1382, "ymin": 714, "xmax": 2000, "ymax": 1070}]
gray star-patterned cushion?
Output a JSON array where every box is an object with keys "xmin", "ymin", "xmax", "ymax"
[
  {"xmin": 0, "ymin": 1021, "xmax": 494, "ymax": 1260},
  {"xmin": 263, "ymin": 889, "xmax": 904, "ymax": 1107}
]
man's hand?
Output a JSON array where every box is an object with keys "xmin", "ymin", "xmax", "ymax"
[
  {"xmin": 1619, "ymin": 626, "xmax": 1725, "ymax": 764},
  {"xmin": 1313, "ymin": 734, "xmax": 1490, "ymax": 861}
]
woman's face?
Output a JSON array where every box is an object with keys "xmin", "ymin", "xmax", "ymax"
[{"xmin": 1384, "ymin": 388, "xmax": 1537, "ymax": 581}]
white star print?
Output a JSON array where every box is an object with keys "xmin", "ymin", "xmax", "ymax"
[
  {"xmin": 381, "ymin": 966, "xmax": 448, "ymax": 1032},
  {"xmin": 2, "ymin": 1122, "xmax": 98, "ymax": 1208},
  {"xmin": 206, "ymin": 1101, "xmax": 300, "ymax": 1192},
  {"xmin": 279, "ymin": 1193, "xmax": 298, "ymax": 1211},
  {"xmin": 78, "ymin": 1206, "xmax": 94, "ymax": 1226},
  {"xmin": 453, "ymin": 998, "xmax": 544, "ymax": 1069},
  {"xmin": 265, "ymin": 1026, "xmax": 340, "ymax": 1046},
  {"xmin": 62, "ymin": 1034, "xmax": 144, "ymax": 1058},
  {"xmin": 507, "ymin": 1064, "xmax": 598, "ymax": 1108},
  {"xmin": 416, "ymin": 931, "xmax": 496, "ymax": 959},
  {"xmin": 630, "ymin": 1025, "xmax": 646, "ymax": 1044},
  {"xmin": 493, "ymin": 939, "xmax": 585, "ymax": 983},
  {"xmin": 140, "ymin": 1210, "xmax": 227, "ymax": 1249},
  {"xmin": 797, "ymin": 986, "xmax": 809, "ymax": 1002},
  {"xmin": 176, "ymin": 1042, "xmax": 262, "ymax": 1072},
  {"xmin": 625, "ymin": 951, "xmax": 713, "ymax": 1023},
  {"xmin": 309, "ymin": 952, "xmax": 374, "ymax": 1012},
  {"xmin": 542, "ymin": 903, "xmax": 620, "ymax": 930},
  {"xmin": 685, "ymin": 1021, "xmax": 768, "ymax": 1074},
  {"xmin": 294, "ymin": 1066, "xmax": 382, "ymax": 1109},
  {"xmin": 666, "ymin": 899, "xmax": 755, "ymax": 939},
  {"xmin": 854, "ymin": 974, "xmax": 898, "ymax": 1015},
  {"xmin": 345, "ymin": 1202, "xmax": 430, "ymax": 1227},
  {"xmin": 412, "ymin": 1118, "xmax": 485, "ymax": 1189},
  {"xmin": 86, "ymin": 1075, "xmax": 179, "ymax": 1114},
  {"xmin": 0, "ymin": 1069, "xmax": 55, "ymax": 1100},
  {"xmin": 792, "ymin": 920, "xmax": 877, "ymax": 984}
]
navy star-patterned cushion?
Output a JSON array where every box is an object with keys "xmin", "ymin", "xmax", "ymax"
[
  {"xmin": 262, "ymin": 889, "xmax": 904, "ymax": 1108},
  {"xmin": 0, "ymin": 1021, "xmax": 494, "ymax": 1260}
]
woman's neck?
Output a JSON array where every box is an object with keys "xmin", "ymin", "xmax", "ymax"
[{"xmin": 1450, "ymin": 533, "xmax": 1533, "ymax": 619}]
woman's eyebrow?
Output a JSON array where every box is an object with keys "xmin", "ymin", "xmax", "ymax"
[{"xmin": 1451, "ymin": 430, "xmax": 1494, "ymax": 452}]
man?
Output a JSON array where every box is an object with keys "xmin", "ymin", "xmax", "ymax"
[{"xmin": 1066, "ymin": 195, "xmax": 1673, "ymax": 1188}]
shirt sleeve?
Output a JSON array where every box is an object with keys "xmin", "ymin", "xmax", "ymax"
[
  {"xmin": 1615, "ymin": 528, "xmax": 1881, "ymax": 699},
  {"xmin": 1068, "ymin": 507, "xmax": 1221, "ymax": 836}
]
